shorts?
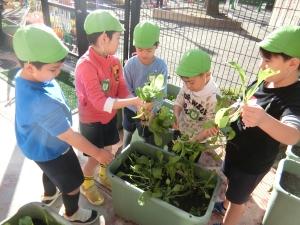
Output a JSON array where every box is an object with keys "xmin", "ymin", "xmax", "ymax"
[
  {"xmin": 222, "ymin": 159, "xmax": 267, "ymax": 204},
  {"xmin": 35, "ymin": 146, "xmax": 84, "ymax": 194},
  {"xmin": 79, "ymin": 115, "xmax": 120, "ymax": 156},
  {"xmin": 122, "ymin": 107, "xmax": 153, "ymax": 138}
]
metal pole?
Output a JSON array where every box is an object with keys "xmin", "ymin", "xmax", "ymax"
[
  {"xmin": 123, "ymin": 0, "xmax": 131, "ymax": 66},
  {"xmin": 74, "ymin": 0, "xmax": 88, "ymax": 57},
  {"xmin": 129, "ymin": 0, "xmax": 141, "ymax": 58}
]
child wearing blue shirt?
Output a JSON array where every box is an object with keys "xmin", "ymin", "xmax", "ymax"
[
  {"xmin": 13, "ymin": 24, "xmax": 114, "ymax": 224},
  {"xmin": 122, "ymin": 21, "xmax": 168, "ymax": 150}
]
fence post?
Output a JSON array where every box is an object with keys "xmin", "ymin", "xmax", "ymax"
[
  {"xmin": 74, "ymin": 0, "xmax": 89, "ymax": 57},
  {"xmin": 123, "ymin": 0, "xmax": 131, "ymax": 66},
  {"xmin": 129, "ymin": 0, "xmax": 141, "ymax": 58},
  {"xmin": 230, "ymin": 0, "xmax": 235, "ymax": 9},
  {"xmin": 257, "ymin": 1, "xmax": 262, "ymax": 12}
]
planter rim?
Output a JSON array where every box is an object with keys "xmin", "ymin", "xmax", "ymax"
[{"xmin": 273, "ymin": 158, "xmax": 300, "ymax": 200}]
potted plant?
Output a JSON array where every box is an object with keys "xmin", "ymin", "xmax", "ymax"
[
  {"xmin": 285, "ymin": 141, "xmax": 300, "ymax": 163},
  {"xmin": 0, "ymin": 202, "xmax": 72, "ymax": 225},
  {"xmin": 106, "ymin": 141, "xmax": 221, "ymax": 225},
  {"xmin": 262, "ymin": 159, "xmax": 300, "ymax": 225}
]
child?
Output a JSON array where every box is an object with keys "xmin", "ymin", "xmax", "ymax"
[
  {"xmin": 75, "ymin": 10, "xmax": 150, "ymax": 205},
  {"xmin": 13, "ymin": 24, "xmax": 114, "ymax": 224},
  {"xmin": 212, "ymin": 25, "xmax": 300, "ymax": 225},
  {"xmin": 122, "ymin": 20, "xmax": 168, "ymax": 150},
  {"xmin": 172, "ymin": 49, "xmax": 220, "ymax": 160}
]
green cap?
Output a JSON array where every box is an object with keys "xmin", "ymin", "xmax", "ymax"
[
  {"xmin": 175, "ymin": 49, "xmax": 211, "ymax": 77},
  {"xmin": 84, "ymin": 10, "xmax": 125, "ymax": 35},
  {"xmin": 133, "ymin": 21, "xmax": 160, "ymax": 48},
  {"xmin": 13, "ymin": 24, "xmax": 69, "ymax": 63},
  {"xmin": 258, "ymin": 25, "xmax": 300, "ymax": 59}
]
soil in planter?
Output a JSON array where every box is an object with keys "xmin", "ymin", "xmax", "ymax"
[
  {"xmin": 291, "ymin": 146, "xmax": 300, "ymax": 157},
  {"xmin": 115, "ymin": 153, "xmax": 215, "ymax": 217},
  {"xmin": 280, "ymin": 171, "xmax": 300, "ymax": 198}
]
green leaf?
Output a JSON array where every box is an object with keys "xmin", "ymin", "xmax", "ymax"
[
  {"xmin": 116, "ymin": 171, "xmax": 127, "ymax": 178},
  {"xmin": 19, "ymin": 216, "xmax": 34, "ymax": 225},
  {"xmin": 154, "ymin": 74, "xmax": 164, "ymax": 89},
  {"xmin": 152, "ymin": 167, "xmax": 162, "ymax": 179},
  {"xmin": 227, "ymin": 61, "xmax": 246, "ymax": 101},
  {"xmin": 227, "ymin": 129, "xmax": 236, "ymax": 140},
  {"xmin": 218, "ymin": 116, "xmax": 229, "ymax": 128},
  {"xmin": 153, "ymin": 132, "xmax": 162, "ymax": 146},
  {"xmin": 202, "ymin": 121, "xmax": 215, "ymax": 129},
  {"xmin": 138, "ymin": 191, "xmax": 153, "ymax": 206}
]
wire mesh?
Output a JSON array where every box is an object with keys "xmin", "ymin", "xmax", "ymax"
[{"xmin": 137, "ymin": 0, "xmax": 299, "ymax": 90}]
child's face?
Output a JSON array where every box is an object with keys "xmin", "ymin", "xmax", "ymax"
[
  {"xmin": 259, "ymin": 52, "xmax": 295, "ymax": 84},
  {"xmin": 135, "ymin": 45, "xmax": 158, "ymax": 66},
  {"xmin": 181, "ymin": 72, "xmax": 211, "ymax": 92},
  {"xmin": 26, "ymin": 62, "xmax": 62, "ymax": 82},
  {"xmin": 101, "ymin": 32, "xmax": 121, "ymax": 55}
]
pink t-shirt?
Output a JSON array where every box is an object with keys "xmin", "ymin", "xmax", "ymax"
[{"xmin": 75, "ymin": 47, "xmax": 130, "ymax": 124}]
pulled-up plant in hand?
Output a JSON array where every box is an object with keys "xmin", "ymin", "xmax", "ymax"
[
  {"xmin": 202, "ymin": 62, "xmax": 279, "ymax": 160},
  {"xmin": 148, "ymin": 106, "xmax": 176, "ymax": 146},
  {"xmin": 133, "ymin": 74, "xmax": 165, "ymax": 121}
]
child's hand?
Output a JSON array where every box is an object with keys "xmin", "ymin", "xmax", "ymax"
[
  {"xmin": 95, "ymin": 148, "xmax": 114, "ymax": 166},
  {"xmin": 172, "ymin": 116, "xmax": 180, "ymax": 130},
  {"xmin": 205, "ymin": 126, "xmax": 219, "ymax": 137},
  {"xmin": 241, "ymin": 103, "xmax": 267, "ymax": 127},
  {"xmin": 147, "ymin": 110, "xmax": 155, "ymax": 125}
]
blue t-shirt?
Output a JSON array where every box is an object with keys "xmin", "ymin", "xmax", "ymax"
[
  {"xmin": 124, "ymin": 55, "xmax": 168, "ymax": 113},
  {"xmin": 15, "ymin": 72, "xmax": 72, "ymax": 162}
]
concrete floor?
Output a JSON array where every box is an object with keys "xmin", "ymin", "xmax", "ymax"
[{"xmin": 0, "ymin": 52, "xmax": 278, "ymax": 225}]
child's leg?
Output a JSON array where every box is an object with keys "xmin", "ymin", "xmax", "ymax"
[
  {"xmin": 98, "ymin": 146, "xmax": 112, "ymax": 187},
  {"xmin": 42, "ymin": 173, "xmax": 57, "ymax": 196},
  {"xmin": 122, "ymin": 107, "xmax": 138, "ymax": 149},
  {"xmin": 219, "ymin": 160, "xmax": 267, "ymax": 224}
]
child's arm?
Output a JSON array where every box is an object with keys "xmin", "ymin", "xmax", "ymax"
[
  {"xmin": 57, "ymin": 127, "xmax": 114, "ymax": 165},
  {"xmin": 173, "ymin": 105, "xmax": 182, "ymax": 130},
  {"xmin": 172, "ymin": 87, "xmax": 184, "ymax": 130},
  {"xmin": 241, "ymin": 104, "xmax": 300, "ymax": 145}
]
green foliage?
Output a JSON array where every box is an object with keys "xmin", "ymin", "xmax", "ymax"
[
  {"xmin": 117, "ymin": 150, "xmax": 217, "ymax": 216},
  {"xmin": 171, "ymin": 133, "xmax": 219, "ymax": 162},
  {"xmin": 166, "ymin": 94, "xmax": 176, "ymax": 102},
  {"xmin": 19, "ymin": 216, "xmax": 34, "ymax": 225},
  {"xmin": 148, "ymin": 106, "xmax": 176, "ymax": 146},
  {"xmin": 133, "ymin": 74, "xmax": 165, "ymax": 119},
  {"xmin": 220, "ymin": 86, "xmax": 241, "ymax": 102},
  {"xmin": 203, "ymin": 62, "xmax": 279, "ymax": 159},
  {"xmin": 135, "ymin": 74, "xmax": 165, "ymax": 103}
]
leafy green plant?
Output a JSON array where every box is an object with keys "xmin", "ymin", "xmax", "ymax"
[
  {"xmin": 203, "ymin": 62, "xmax": 279, "ymax": 159},
  {"xmin": 171, "ymin": 133, "xmax": 219, "ymax": 162},
  {"xmin": 133, "ymin": 74, "xmax": 165, "ymax": 119},
  {"xmin": 220, "ymin": 86, "xmax": 241, "ymax": 102},
  {"xmin": 116, "ymin": 150, "xmax": 217, "ymax": 216},
  {"xmin": 166, "ymin": 94, "xmax": 176, "ymax": 102},
  {"xmin": 148, "ymin": 106, "xmax": 176, "ymax": 146}
]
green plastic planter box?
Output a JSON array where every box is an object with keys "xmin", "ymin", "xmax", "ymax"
[
  {"xmin": 285, "ymin": 141, "xmax": 300, "ymax": 163},
  {"xmin": 0, "ymin": 202, "xmax": 72, "ymax": 225},
  {"xmin": 262, "ymin": 159, "xmax": 300, "ymax": 225},
  {"xmin": 107, "ymin": 142, "xmax": 221, "ymax": 225}
]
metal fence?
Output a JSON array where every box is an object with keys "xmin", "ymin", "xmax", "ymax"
[{"xmin": 89, "ymin": 0, "xmax": 300, "ymax": 91}]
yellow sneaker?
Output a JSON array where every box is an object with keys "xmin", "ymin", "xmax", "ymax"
[
  {"xmin": 99, "ymin": 165, "xmax": 111, "ymax": 188},
  {"xmin": 80, "ymin": 185, "xmax": 104, "ymax": 206}
]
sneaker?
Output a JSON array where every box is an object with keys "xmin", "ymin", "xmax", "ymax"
[
  {"xmin": 80, "ymin": 185, "xmax": 104, "ymax": 206},
  {"xmin": 62, "ymin": 206, "xmax": 99, "ymax": 225},
  {"xmin": 41, "ymin": 188, "xmax": 61, "ymax": 206},
  {"xmin": 212, "ymin": 201, "xmax": 226, "ymax": 217}
]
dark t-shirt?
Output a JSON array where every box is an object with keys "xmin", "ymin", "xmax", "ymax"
[{"xmin": 225, "ymin": 80, "xmax": 300, "ymax": 174}]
